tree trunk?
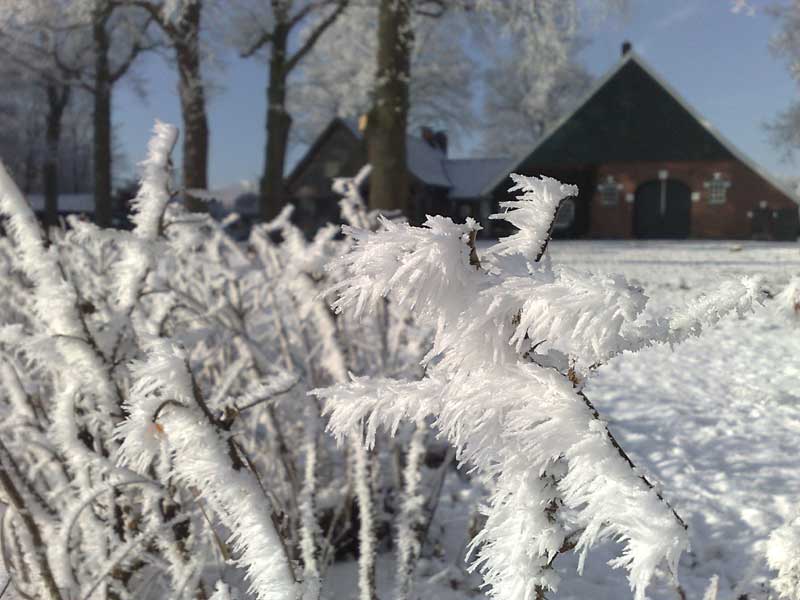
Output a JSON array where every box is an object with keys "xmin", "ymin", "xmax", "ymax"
[
  {"xmin": 367, "ymin": 0, "xmax": 413, "ymax": 213},
  {"xmin": 44, "ymin": 84, "xmax": 68, "ymax": 232},
  {"xmin": 175, "ymin": 1, "xmax": 209, "ymax": 212},
  {"xmin": 259, "ymin": 22, "xmax": 291, "ymax": 222},
  {"xmin": 93, "ymin": 12, "xmax": 113, "ymax": 228}
]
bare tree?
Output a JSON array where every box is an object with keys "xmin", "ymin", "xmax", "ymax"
[
  {"xmin": 765, "ymin": 1, "xmax": 800, "ymax": 160},
  {"xmin": 0, "ymin": 1, "xmax": 87, "ymax": 227},
  {"xmin": 128, "ymin": 0, "xmax": 210, "ymax": 210},
  {"xmin": 42, "ymin": 83, "xmax": 72, "ymax": 228},
  {"xmin": 288, "ymin": 5, "xmax": 473, "ymax": 144},
  {"xmin": 232, "ymin": 0, "xmax": 350, "ymax": 220},
  {"xmin": 481, "ymin": 41, "xmax": 592, "ymax": 156},
  {"xmin": 83, "ymin": 1, "xmax": 155, "ymax": 226},
  {"xmin": 289, "ymin": 1, "xmax": 473, "ymax": 212},
  {"xmin": 0, "ymin": 1, "xmax": 154, "ymax": 227},
  {"xmin": 367, "ymin": 0, "xmax": 416, "ymax": 213}
]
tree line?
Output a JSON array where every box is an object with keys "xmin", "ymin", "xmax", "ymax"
[{"xmin": 0, "ymin": 0, "xmax": 629, "ymax": 228}]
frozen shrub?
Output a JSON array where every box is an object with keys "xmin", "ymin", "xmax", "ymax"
[
  {"xmin": 0, "ymin": 122, "xmax": 427, "ymax": 600},
  {"xmin": 315, "ymin": 173, "xmax": 761, "ymax": 600},
  {"xmin": 0, "ymin": 123, "xmax": 763, "ymax": 600},
  {"xmin": 769, "ymin": 515, "xmax": 800, "ymax": 599}
]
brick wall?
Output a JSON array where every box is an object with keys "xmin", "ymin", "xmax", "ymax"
[{"xmin": 587, "ymin": 159, "xmax": 798, "ymax": 239}]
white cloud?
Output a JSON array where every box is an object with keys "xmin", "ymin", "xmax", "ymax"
[
  {"xmin": 731, "ymin": 0, "xmax": 756, "ymax": 16},
  {"xmin": 655, "ymin": 2, "xmax": 702, "ymax": 29}
]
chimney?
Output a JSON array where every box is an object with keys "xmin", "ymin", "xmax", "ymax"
[
  {"xmin": 433, "ymin": 131, "xmax": 448, "ymax": 155},
  {"xmin": 420, "ymin": 126, "xmax": 436, "ymax": 147},
  {"xmin": 621, "ymin": 41, "xmax": 632, "ymax": 57}
]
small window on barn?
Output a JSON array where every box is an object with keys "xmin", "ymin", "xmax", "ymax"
[
  {"xmin": 704, "ymin": 172, "xmax": 730, "ymax": 205},
  {"xmin": 553, "ymin": 198, "xmax": 576, "ymax": 230},
  {"xmin": 597, "ymin": 176, "xmax": 622, "ymax": 206}
]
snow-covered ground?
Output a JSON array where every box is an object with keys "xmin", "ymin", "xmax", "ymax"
[
  {"xmin": 3, "ymin": 240, "xmax": 800, "ymax": 600},
  {"xmin": 517, "ymin": 240, "xmax": 800, "ymax": 599},
  {"xmin": 371, "ymin": 240, "xmax": 800, "ymax": 600}
]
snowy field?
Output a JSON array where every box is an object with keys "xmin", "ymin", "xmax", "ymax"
[
  {"xmin": 3, "ymin": 240, "xmax": 800, "ymax": 600},
  {"xmin": 500, "ymin": 240, "xmax": 800, "ymax": 599}
]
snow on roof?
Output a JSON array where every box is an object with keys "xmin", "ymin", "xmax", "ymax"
[
  {"xmin": 406, "ymin": 135, "xmax": 451, "ymax": 188},
  {"xmin": 338, "ymin": 118, "xmax": 452, "ymax": 188},
  {"xmin": 27, "ymin": 193, "xmax": 94, "ymax": 214},
  {"xmin": 312, "ymin": 118, "xmax": 509, "ymax": 197},
  {"xmin": 444, "ymin": 158, "xmax": 515, "ymax": 200}
]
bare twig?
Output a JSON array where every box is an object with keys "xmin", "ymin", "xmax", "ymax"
[{"xmin": 0, "ymin": 440, "xmax": 63, "ymax": 600}]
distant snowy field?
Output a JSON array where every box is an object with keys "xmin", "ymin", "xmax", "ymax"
[
  {"xmin": 3, "ymin": 240, "xmax": 800, "ymax": 600},
  {"xmin": 509, "ymin": 240, "xmax": 800, "ymax": 599}
]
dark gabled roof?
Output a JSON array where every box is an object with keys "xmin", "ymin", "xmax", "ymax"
[
  {"xmin": 406, "ymin": 136, "xmax": 452, "ymax": 187},
  {"xmin": 288, "ymin": 117, "xmax": 511, "ymax": 196},
  {"xmin": 288, "ymin": 117, "xmax": 452, "ymax": 188},
  {"xmin": 286, "ymin": 118, "xmax": 360, "ymax": 189},
  {"xmin": 484, "ymin": 52, "xmax": 798, "ymax": 204},
  {"xmin": 520, "ymin": 58, "xmax": 734, "ymax": 165}
]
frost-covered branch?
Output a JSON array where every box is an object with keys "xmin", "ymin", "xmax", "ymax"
[
  {"xmin": 769, "ymin": 516, "xmax": 800, "ymax": 599},
  {"xmin": 315, "ymin": 172, "xmax": 761, "ymax": 599},
  {"xmin": 487, "ymin": 174, "xmax": 578, "ymax": 263},
  {"xmin": 394, "ymin": 419, "xmax": 427, "ymax": 600},
  {"xmin": 115, "ymin": 120, "xmax": 178, "ymax": 311},
  {"xmin": 0, "ymin": 438, "xmax": 63, "ymax": 600},
  {"xmin": 117, "ymin": 342, "xmax": 299, "ymax": 599}
]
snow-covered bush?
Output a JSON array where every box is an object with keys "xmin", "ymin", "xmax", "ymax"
[
  {"xmin": 0, "ymin": 122, "xmax": 767, "ymax": 600},
  {"xmin": 0, "ymin": 122, "xmax": 430, "ymax": 600},
  {"xmin": 314, "ymin": 174, "xmax": 762, "ymax": 600},
  {"xmin": 769, "ymin": 515, "xmax": 800, "ymax": 599}
]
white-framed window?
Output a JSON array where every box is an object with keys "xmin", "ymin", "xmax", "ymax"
[
  {"xmin": 597, "ymin": 175, "xmax": 623, "ymax": 206},
  {"xmin": 553, "ymin": 198, "xmax": 576, "ymax": 229},
  {"xmin": 704, "ymin": 172, "xmax": 731, "ymax": 204}
]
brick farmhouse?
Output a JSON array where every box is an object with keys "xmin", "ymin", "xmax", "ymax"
[{"xmin": 288, "ymin": 47, "xmax": 799, "ymax": 240}]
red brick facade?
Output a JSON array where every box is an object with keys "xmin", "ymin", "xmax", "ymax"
[
  {"xmin": 587, "ymin": 160, "xmax": 798, "ymax": 239},
  {"xmin": 494, "ymin": 54, "xmax": 800, "ymax": 240}
]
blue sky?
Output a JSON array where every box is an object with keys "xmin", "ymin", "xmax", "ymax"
[{"xmin": 114, "ymin": 0, "xmax": 799, "ymax": 188}]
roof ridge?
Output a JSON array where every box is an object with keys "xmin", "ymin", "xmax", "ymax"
[
  {"xmin": 480, "ymin": 51, "xmax": 799, "ymax": 205},
  {"xmin": 481, "ymin": 51, "xmax": 636, "ymax": 195}
]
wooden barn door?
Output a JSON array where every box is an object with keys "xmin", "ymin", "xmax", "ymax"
[{"xmin": 634, "ymin": 179, "xmax": 691, "ymax": 238}]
